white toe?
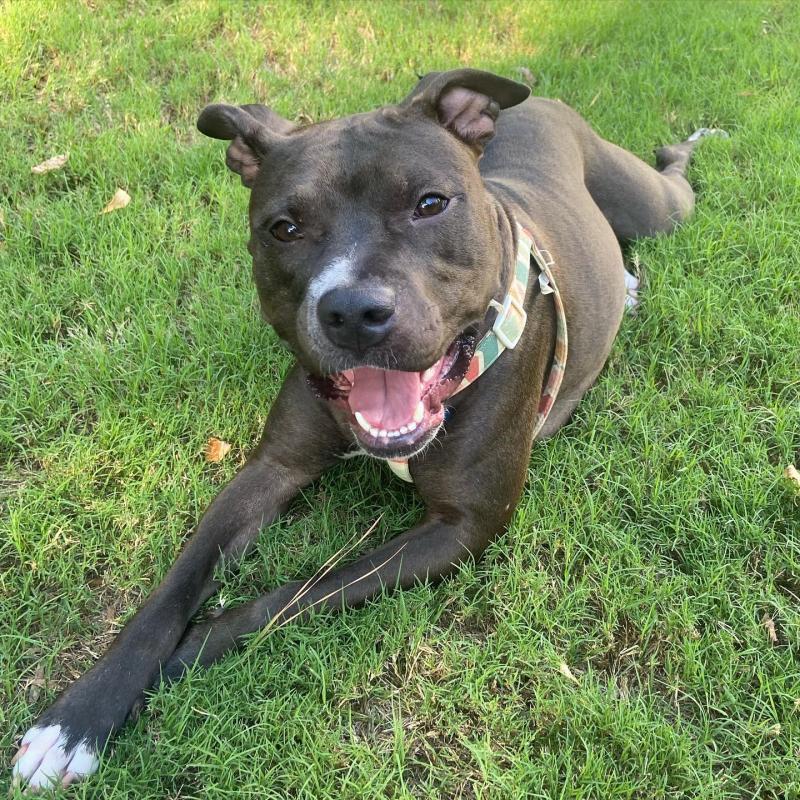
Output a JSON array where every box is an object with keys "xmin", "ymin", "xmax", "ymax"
[
  {"xmin": 12, "ymin": 725, "xmax": 61, "ymax": 781},
  {"xmin": 26, "ymin": 744, "xmax": 70, "ymax": 790},
  {"xmin": 65, "ymin": 742, "xmax": 100, "ymax": 779},
  {"xmin": 11, "ymin": 724, "xmax": 99, "ymax": 791},
  {"xmin": 623, "ymin": 269, "xmax": 640, "ymax": 311}
]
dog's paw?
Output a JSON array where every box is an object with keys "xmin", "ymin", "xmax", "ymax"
[
  {"xmin": 624, "ymin": 268, "xmax": 640, "ymax": 312},
  {"xmin": 11, "ymin": 725, "xmax": 99, "ymax": 792}
]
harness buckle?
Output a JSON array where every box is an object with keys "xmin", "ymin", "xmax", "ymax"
[{"xmin": 491, "ymin": 291, "xmax": 527, "ymax": 350}]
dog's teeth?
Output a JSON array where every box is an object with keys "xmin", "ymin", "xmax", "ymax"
[
  {"xmin": 369, "ymin": 427, "xmax": 380, "ymax": 438},
  {"xmin": 407, "ymin": 421, "xmax": 417, "ymax": 432},
  {"xmin": 354, "ymin": 411, "xmax": 371, "ymax": 433},
  {"xmin": 422, "ymin": 366, "xmax": 437, "ymax": 382},
  {"xmin": 388, "ymin": 430, "xmax": 400, "ymax": 438},
  {"xmin": 399, "ymin": 425, "xmax": 408, "ymax": 435},
  {"xmin": 378, "ymin": 429, "xmax": 389, "ymax": 438},
  {"xmin": 414, "ymin": 402, "xmax": 425, "ymax": 424}
]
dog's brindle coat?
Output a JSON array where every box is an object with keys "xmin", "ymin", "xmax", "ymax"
[{"xmin": 13, "ymin": 69, "xmax": 702, "ymax": 789}]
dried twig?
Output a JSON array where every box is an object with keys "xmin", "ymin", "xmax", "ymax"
[
  {"xmin": 250, "ymin": 516, "xmax": 390, "ymax": 645},
  {"xmin": 264, "ymin": 543, "xmax": 407, "ymax": 634}
]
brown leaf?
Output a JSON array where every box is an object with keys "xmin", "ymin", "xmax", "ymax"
[
  {"xmin": 558, "ymin": 661, "xmax": 580, "ymax": 685},
  {"xmin": 761, "ymin": 612, "xmax": 778, "ymax": 645},
  {"xmin": 101, "ymin": 188, "xmax": 131, "ymax": 214},
  {"xmin": 31, "ymin": 154, "xmax": 69, "ymax": 174},
  {"xmin": 23, "ymin": 666, "xmax": 46, "ymax": 704},
  {"xmin": 516, "ymin": 66, "xmax": 537, "ymax": 86},
  {"xmin": 205, "ymin": 437, "xmax": 232, "ymax": 463},
  {"xmin": 784, "ymin": 464, "xmax": 800, "ymax": 493}
]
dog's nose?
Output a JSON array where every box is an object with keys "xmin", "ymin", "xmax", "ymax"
[{"xmin": 318, "ymin": 286, "xmax": 396, "ymax": 351}]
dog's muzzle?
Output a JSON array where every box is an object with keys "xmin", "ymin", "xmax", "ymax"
[{"xmin": 308, "ymin": 332, "xmax": 476, "ymax": 458}]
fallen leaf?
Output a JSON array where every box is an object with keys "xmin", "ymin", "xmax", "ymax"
[
  {"xmin": 559, "ymin": 661, "xmax": 580, "ymax": 685},
  {"xmin": 516, "ymin": 66, "xmax": 537, "ymax": 85},
  {"xmin": 784, "ymin": 464, "xmax": 800, "ymax": 493},
  {"xmin": 101, "ymin": 188, "xmax": 131, "ymax": 214},
  {"xmin": 23, "ymin": 666, "xmax": 46, "ymax": 704},
  {"xmin": 31, "ymin": 154, "xmax": 69, "ymax": 174},
  {"xmin": 761, "ymin": 612, "xmax": 778, "ymax": 644},
  {"xmin": 205, "ymin": 437, "xmax": 232, "ymax": 463}
]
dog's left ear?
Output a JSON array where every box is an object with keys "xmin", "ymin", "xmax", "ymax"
[{"xmin": 400, "ymin": 69, "xmax": 530, "ymax": 152}]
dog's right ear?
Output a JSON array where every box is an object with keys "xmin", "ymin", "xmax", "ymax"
[{"xmin": 197, "ymin": 103, "xmax": 294, "ymax": 188}]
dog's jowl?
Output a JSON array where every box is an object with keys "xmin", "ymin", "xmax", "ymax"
[{"xmin": 13, "ymin": 69, "xmax": 716, "ymax": 790}]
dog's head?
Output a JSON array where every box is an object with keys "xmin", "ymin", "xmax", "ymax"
[{"xmin": 198, "ymin": 69, "xmax": 529, "ymax": 458}]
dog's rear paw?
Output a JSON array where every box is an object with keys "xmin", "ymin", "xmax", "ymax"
[
  {"xmin": 11, "ymin": 725, "xmax": 99, "ymax": 792},
  {"xmin": 624, "ymin": 268, "xmax": 640, "ymax": 312}
]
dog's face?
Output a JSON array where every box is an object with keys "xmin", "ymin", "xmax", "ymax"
[{"xmin": 199, "ymin": 70, "xmax": 529, "ymax": 459}]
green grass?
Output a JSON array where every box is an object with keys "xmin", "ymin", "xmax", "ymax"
[{"xmin": 1, "ymin": 0, "xmax": 799, "ymax": 797}]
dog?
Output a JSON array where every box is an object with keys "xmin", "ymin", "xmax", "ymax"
[{"xmin": 12, "ymin": 68, "xmax": 717, "ymax": 790}]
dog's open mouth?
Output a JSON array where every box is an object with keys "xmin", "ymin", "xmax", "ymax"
[{"xmin": 309, "ymin": 333, "xmax": 476, "ymax": 457}]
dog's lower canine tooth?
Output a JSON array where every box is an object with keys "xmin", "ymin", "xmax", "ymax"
[
  {"xmin": 407, "ymin": 421, "xmax": 417, "ymax": 432},
  {"xmin": 422, "ymin": 367, "xmax": 437, "ymax": 382},
  {"xmin": 399, "ymin": 425, "xmax": 408, "ymax": 435},
  {"xmin": 354, "ymin": 411, "xmax": 371, "ymax": 432},
  {"xmin": 414, "ymin": 402, "xmax": 425, "ymax": 424}
]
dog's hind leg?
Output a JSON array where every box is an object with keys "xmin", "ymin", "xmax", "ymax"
[{"xmin": 582, "ymin": 127, "xmax": 727, "ymax": 241}]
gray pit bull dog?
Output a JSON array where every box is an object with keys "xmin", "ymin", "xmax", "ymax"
[{"xmin": 13, "ymin": 68, "xmax": 719, "ymax": 790}]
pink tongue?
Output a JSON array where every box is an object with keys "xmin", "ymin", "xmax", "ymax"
[{"xmin": 347, "ymin": 368, "xmax": 422, "ymax": 429}]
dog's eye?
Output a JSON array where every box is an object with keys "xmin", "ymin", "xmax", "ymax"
[
  {"xmin": 270, "ymin": 220, "xmax": 303, "ymax": 242},
  {"xmin": 413, "ymin": 194, "xmax": 449, "ymax": 219}
]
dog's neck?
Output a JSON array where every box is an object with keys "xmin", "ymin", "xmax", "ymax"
[{"xmin": 489, "ymin": 193, "xmax": 520, "ymax": 309}]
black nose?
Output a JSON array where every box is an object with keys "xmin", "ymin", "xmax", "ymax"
[{"xmin": 317, "ymin": 286, "xmax": 396, "ymax": 351}]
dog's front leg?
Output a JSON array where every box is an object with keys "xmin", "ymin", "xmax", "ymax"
[
  {"xmin": 163, "ymin": 412, "xmax": 533, "ymax": 677},
  {"xmin": 11, "ymin": 367, "xmax": 346, "ymax": 791},
  {"xmin": 161, "ymin": 510, "xmax": 505, "ymax": 676}
]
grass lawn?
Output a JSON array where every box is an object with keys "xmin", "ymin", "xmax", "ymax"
[{"xmin": 2, "ymin": 0, "xmax": 799, "ymax": 797}]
